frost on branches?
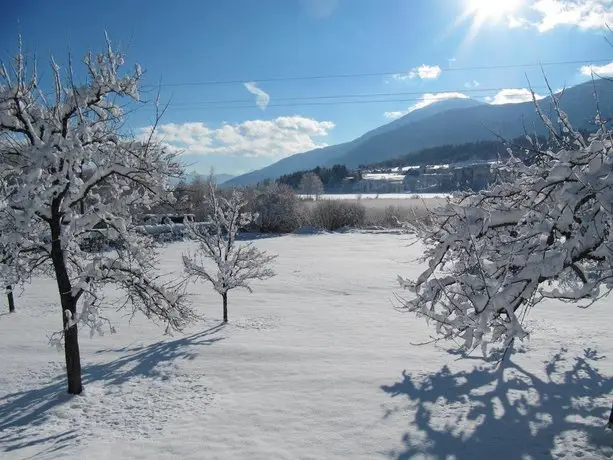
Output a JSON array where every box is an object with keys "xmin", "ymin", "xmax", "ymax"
[
  {"xmin": 399, "ymin": 92, "xmax": 613, "ymax": 357},
  {"xmin": 183, "ymin": 181, "xmax": 276, "ymax": 323},
  {"xmin": 0, "ymin": 37, "xmax": 196, "ymax": 394}
]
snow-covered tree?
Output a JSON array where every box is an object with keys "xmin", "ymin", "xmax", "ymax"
[
  {"xmin": 183, "ymin": 182, "xmax": 276, "ymax": 323},
  {"xmin": 0, "ymin": 37, "xmax": 196, "ymax": 394},
  {"xmin": 248, "ymin": 183, "xmax": 303, "ymax": 233},
  {"xmin": 397, "ymin": 91, "xmax": 613, "ymax": 423},
  {"xmin": 0, "ymin": 181, "xmax": 23, "ymax": 314},
  {"xmin": 299, "ymin": 172, "xmax": 324, "ymax": 198}
]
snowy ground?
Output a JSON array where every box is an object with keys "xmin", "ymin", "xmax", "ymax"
[
  {"xmin": 298, "ymin": 193, "xmax": 452, "ymax": 200},
  {"xmin": 1, "ymin": 232, "xmax": 613, "ymax": 459}
]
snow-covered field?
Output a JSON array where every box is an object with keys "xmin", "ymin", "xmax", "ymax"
[
  {"xmin": 298, "ymin": 193, "xmax": 452, "ymax": 200},
  {"xmin": 2, "ymin": 232, "xmax": 613, "ymax": 459}
]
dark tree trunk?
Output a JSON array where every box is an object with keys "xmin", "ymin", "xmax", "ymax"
[
  {"xmin": 608, "ymin": 403, "xmax": 613, "ymax": 428},
  {"xmin": 222, "ymin": 292, "xmax": 228, "ymax": 323},
  {"xmin": 63, "ymin": 304, "xmax": 82, "ymax": 395},
  {"xmin": 50, "ymin": 217, "xmax": 83, "ymax": 395},
  {"xmin": 6, "ymin": 286, "xmax": 15, "ymax": 313}
]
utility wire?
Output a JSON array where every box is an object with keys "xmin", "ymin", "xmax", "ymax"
[
  {"xmin": 149, "ymin": 58, "xmax": 612, "ymax": 88},
  {"xmin": 168, "ymin": 97, "xmax": 540, "ymax": 111},
  {"xmin": 168, "ymin": 86, "xmax": 613, "ymax": 111},
  {"xmin": 168, "ymin": 85, "xmax": 553, "ymax": 107}
]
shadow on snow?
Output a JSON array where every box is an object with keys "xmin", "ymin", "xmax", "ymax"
[
  {"xmin": 0, "ymin": 323, "xmax": 225, "ymax": 456},
  {"xmin": 382, "ymin": 346, "xmax": 613, "ymax": 459}
]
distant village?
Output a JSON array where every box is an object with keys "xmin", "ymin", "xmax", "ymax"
[
  {"xmin": 278, "ymin": 159, "xmax": 499, "ymax": 195},
  {"xmin": 352, "ymin": 160, "xmax": 498, "ymax": 194}
]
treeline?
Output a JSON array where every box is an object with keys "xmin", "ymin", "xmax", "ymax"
[
  {"xmin": 277, "ymin": 164, "xmax": 359, "ymax": 191},
  {"xmin": 167, "ymin": 179, "xmax": 409, "ymax": 233},
  {"xmin": 361, "ymin": 134, "xmax": 565, "ymax": 169}
]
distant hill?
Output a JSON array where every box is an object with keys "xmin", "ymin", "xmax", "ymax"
[
  {"xmin": 226, "ymin": 79, "xmax": 613, "ymax": 186},
  {"xmin": 180, "ymin": 172, "xmax": 235, "ymax": 185},
  {"xmin": 363, "ymin": 135, "xmax": 552, "ymax": 170},
  {"xmin": 225, "ymin": 98, "xmax": 484, "ymax": 186},
  {"xmin": 214, "ymin": 173, "xmax": 235, "ymax": 184}
]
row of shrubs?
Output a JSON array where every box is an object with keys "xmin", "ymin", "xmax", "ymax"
[{"xmin": 242, "ymin": 183, "xmax": 430, "ymax": 233}]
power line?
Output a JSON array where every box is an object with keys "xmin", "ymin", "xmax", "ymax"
[
  {"xmin": 168, "ymin": 85, "xmax": 552, "ymax": 107},
  {"xmin": 168, "ymin": 96, "xmax": 533, "ymax": 111},
  {"xmin": 168, "ymin": 85, "xmax": 611, "ymax": 111},
  {"xmin": 150, "ymin": 58, "xmax": 612, "ymax": 88}
]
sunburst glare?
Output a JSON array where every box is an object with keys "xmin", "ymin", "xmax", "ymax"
[{"xmin": 459, "ymin": 0, "xmax": 524, "ymax": 40}]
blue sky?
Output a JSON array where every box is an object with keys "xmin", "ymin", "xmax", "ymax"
[{"xmin": 2, "ymin": 0, "xmax": 613, "ymax": 175}]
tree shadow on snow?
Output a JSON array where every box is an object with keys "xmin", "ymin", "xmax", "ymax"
[
  {"xmin": 0, "ymin": 323, "xmax": 225, "ymax": 456},
  {"xmin": 382, "ymin": 346, "xmax": 613, "ymax": 459}
]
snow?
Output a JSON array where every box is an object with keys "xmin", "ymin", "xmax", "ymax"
[
  {"xmin": 429, "ymin": 164, "xmax": 450, "ymax": 170},
  {"xmin": 299, "ymin": 193, "xmax": 452, "ymax": 200},
  {"xmin": 361, "ymin": 173, "xmax": 406, "ymax": 181},
  {"xmin": 2, "ymin": 232, "xmax": 613, "ymax": 459}
]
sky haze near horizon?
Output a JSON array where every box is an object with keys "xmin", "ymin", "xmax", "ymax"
[{"xmin": 2, "ymin": 0, "xmax": 613, "ymax": 176}]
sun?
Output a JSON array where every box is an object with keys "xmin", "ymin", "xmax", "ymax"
[{"xmin": 460, "ymin": 0, "xmax": 524, "ymax": 39}]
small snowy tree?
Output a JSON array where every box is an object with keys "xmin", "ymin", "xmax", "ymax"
[
  {"xmin": 397, "ymin": 90, "xmax": 613, "ymax": 424},
  {"xmin": 299, "ymin": 172, "xmax": 324, "ymax": 198},
  {"xmin": 0, "ymin": 37, "xmax": 196, "ymax": 394},
  {"xmin": 183, "ymin": 182, "xmax": 276, "ymax": 323}
]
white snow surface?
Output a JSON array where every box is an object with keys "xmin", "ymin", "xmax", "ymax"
[
  {"xmin": 361, "ymin": 173, "xmax": 406, "ymax": 181},
  {"xmin": 299, "ymin": 193, "xmax": 452, "ymax": 200},
  {"xmin": 1, "ymin": 232, "xmax": 613, "ymax": 459}
]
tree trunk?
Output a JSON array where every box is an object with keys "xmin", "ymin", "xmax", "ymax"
[
  {"xmin": 222, "ymin": 292, "xmax": 228, "ymax": 323},
  {"xmin": 63, "ymin": 303, "xmax": 82, "ymax": 395},
  {"xmin": 6, "ymin": 286, "xmax": 15, "ymax": 313},
  {"xmin": 608, "ymin": 403, "xmax": 613, "ymax": 428},
  {"xmin": 50, "ymin": 218, "xmax": 83, "ymax": 395}
]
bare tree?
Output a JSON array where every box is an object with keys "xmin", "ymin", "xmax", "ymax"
[
  {"xmin": 183, "ymin": 182, "xmax": 276, "ymax": 323},
  {"xmin": 0, "ymin": 37, "xmax": 196, "ymax": 394},
  {"xmin": 397, "ymin": 89, "xmax": 613, "ymax": 424},
  {"xmin": 299, "ymin": 172, "xmax": 324, "ymax": 199}
]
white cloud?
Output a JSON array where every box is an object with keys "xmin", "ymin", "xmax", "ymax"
[
  {"xmin": 410, "ymin": 64, "xmax": 442, "ymax": 79},
  {"xmin": 409, "ymin": 92, "xmax": 468, "ymax": 111},
  {"xmin": 507, "ymin": 0, "xmax": 613, "ymax": 31},
  {"xmin": 243, "ymin": 82, "xmax": 270, "ymax": 111},
  {"xmin": 140, "ymin": 117, "xmax": 335, "ymax": 158},
  {"xmin": 580, "ymin": 61, "xmax": 613, "ymax": 76},
  {"xmin": 507, "ymin": 14, "xmax": 531, "ymax": 28},
  {"xmin": 464, "ymin": 80, "xmax": 480, "ymax": 89},
  {"xmin": 535, "ymin": 0, "xmax": 613, "ymax": 31},
  {"xmin": 383, "ymin": 92, "xmax": 468, "ymax": 119},
  {"xmin": 488, "ymin": 88, "xmax": 545, "ymax": 105},
  {"xmin": 391, "ymin": 74, "xmax": 411, "ymax": 82},
  {"xmin": 383, "ymin": 111, "xmax": 407, "ymax": 120},
  {"xmin": 393, "ymin": 64, "xmax": 442, "ymax": 81}
]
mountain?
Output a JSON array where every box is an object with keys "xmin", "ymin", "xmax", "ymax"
[
  {"xmin": 214, "ymin": 173, "xmax": 235, "ymax": 184},
  {"xmin": 367, "ymin": 97, "xmax": 485, "ymax": 138},
  {"xmin": 227, "ymin": 79, "xmax": 613, "ymax": 186},
  {"xmin": 179, "ymin": 172, "xmax": 235, "ymax": 185},
  {"xmin": 222, "ymin": 143, "xmax": 351, "ymax": 187},
  {"xmin": 225, "ymin": 98, "xmax": 484, "ymax": 186},
  {"xmin": 334, "ymin": 81, "xmax": 613, "ymax": 169}
]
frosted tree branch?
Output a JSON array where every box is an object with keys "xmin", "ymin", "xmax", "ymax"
[
  {"xmin": 183, "ymin": 181, "xmax": 276, "ymax": 321},
  {"xmin": 0, "ymin": 37, "xmax": 195, "ymax": 341},
  {"xmin": 399, "ymin": 92, "xmax": 613, "ymax": 354}
]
